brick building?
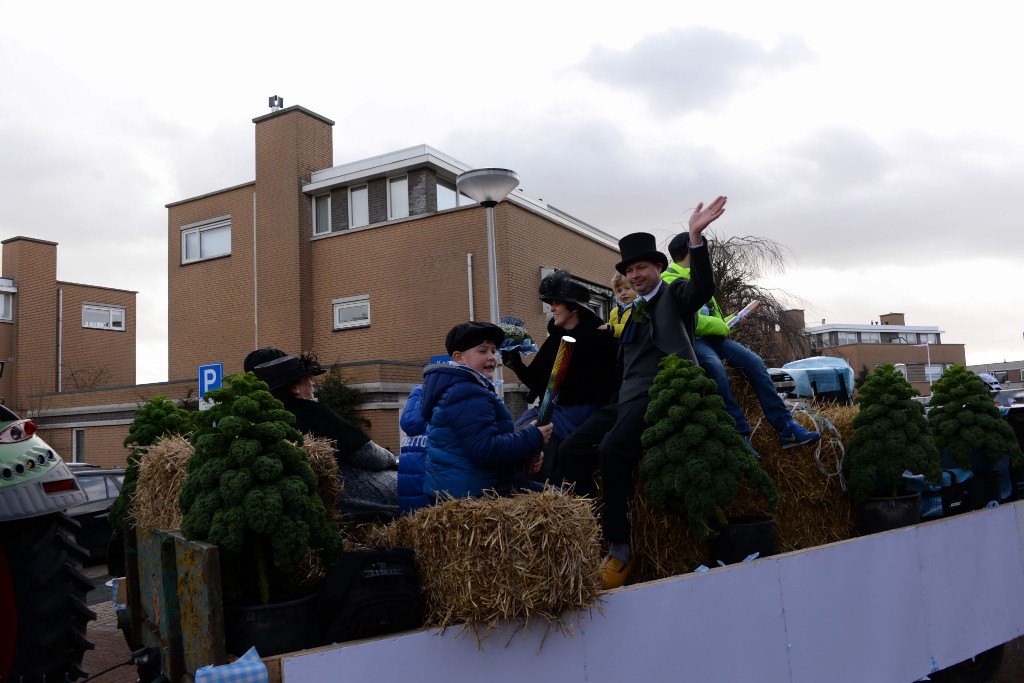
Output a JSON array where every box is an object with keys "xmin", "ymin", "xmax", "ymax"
[
  {"xmin": 795, "ymin": 311, "xmax": 966, "ymax": 396},
  {"xmin": 0, "ymin": 237, "xmax": 161, "ymax": 464},
  {"xmin": 166, "ymin": 103, "xmax": 621, "ymax": 450}
]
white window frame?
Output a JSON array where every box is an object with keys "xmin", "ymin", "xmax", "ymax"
[
  {"xmin": 349, "ymin": 185, "xmax": 369, "ymax": 229},
  {"xmin": 0, "ymin": 292, "xmax": 12, "ymax": 322},
  {"xmin": 72, "ymin": 428, "xmax": 85, "ymax": 463},
  {"xmin": 333, "ymin": 294, "xmax": 371, "ymax": 330},
  {"xmin": 387, "ymin": 175, "xmax": 409, "ymax": 220},
  {"xmin": 181, "ymin": 216, "xmax": 231, "ymax": 263},
  {"xmin": 313, "ymin": 194, "xmax": 332, "ymax": 235},
  {"xmin": 837, "ymin": 331, "xmax": 859, "ymax": 345},
  {"xmin": 82, "ymin": 303, "xmax": 126, "ymax": 331}
]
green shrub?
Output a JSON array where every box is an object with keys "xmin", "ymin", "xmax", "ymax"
[
  {"xmin": 315, "ymin": 366, "xmax": 370, "ymax": 430},
  {"xmin": 109, "ymin": 396, "xmax": 193, "ymax": 531},
  {"xmin": 845, "ymin": 364, "xmax": 940, "ymax": 501},
  {"xmin": 928, "ymin": 365, "xmax": 1023, "ymax": 468},
  {"xmin": 180, "ymin": 372, "xmax": 341, "ymax": 604},
  {"xmin": 639, "ymin": 355, "xmax": 778, "ymax": 539}
]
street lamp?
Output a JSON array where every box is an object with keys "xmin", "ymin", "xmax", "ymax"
[
  {"xmin": 456, "ymin": 168, "xmax": 520, "ymax": 325},
  {"xmin": 456, "ymin": 168, "xmax": 520, "ymax": 397}
]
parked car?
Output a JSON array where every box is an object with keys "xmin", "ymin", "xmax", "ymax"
[{"xmin": 67, "ymin": 463, "xmax": 125, "ymax": 562}]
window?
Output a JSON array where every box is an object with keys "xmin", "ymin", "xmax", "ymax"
[
  {"xmin": 350, "ymin": 186, "xmax": 369, "ymax": 228},
  {"xmin": 182, "ymin": 217, "xmax": 231, "ymax": 263},
  {"xmin": 437, "ymin": 179, "xmax": 457, "ymax": 211},
  {"xmin": 313, "ymin": 194, "xmax": 331, "ymax": 235},
  {"xmin": 437, "ymin": 179, "xmax": 478, "ymax": 211},
  {"xmin": 82, "ymin": 304, "xmax": 125, "ymax": 331},
  {"xmin": 837, "ymin": 331, "xmax": 859, "ymax": 345},
  {"xmin": 72, "ymin": 428, "xmax": 85, "ymax": 463},
  {"xmin": 861, "ymin": 331, "xmax": 881, "ymax": 344},
  {"xmin": 0, "ymin": 292, "xmax": 11, "ymax": 322},
  {"xmin": 917, "ymin": 333, "xmax": 939, "ymax": 344},
  {"xmin": 333, "ymin": 294, "xmax": 370, "ymax": 330},
  {"xmin": 388, "ymin": 176, "xmax": 409, "ymax": 220}
]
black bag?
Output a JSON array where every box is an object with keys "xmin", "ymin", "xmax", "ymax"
[{"xmin": 316, "ymin": 546, "xmax": 424, "ymax": 644}]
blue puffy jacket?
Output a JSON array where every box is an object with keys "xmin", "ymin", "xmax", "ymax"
[
  {"xmin": 420, "ymin": 363, "xmax": 543, "ymax": 500},
  {"xmin": 398, "ymin": 385, "xmax": 430, "ymax": 514}
]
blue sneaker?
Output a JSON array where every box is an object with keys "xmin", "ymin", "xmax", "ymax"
[{"xmin": 778, "ymin": 421, "xmax": 820, "ymax": 450}]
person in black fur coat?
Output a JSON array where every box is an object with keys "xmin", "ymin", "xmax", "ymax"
[{"xmin": 501, "ymin": 269, "xmax": 619, "ymax": 483}]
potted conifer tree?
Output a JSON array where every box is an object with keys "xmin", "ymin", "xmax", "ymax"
[
  {"xmin": 640, "ymin": 355, "xmax": 778, "ymax": 563},
  {"xmin": 927, "ymin": 365, "xmax": 1023, "ymax": 507},
  {"xmin": 179, "ymin": 372, "xmax": 342, "ymax": 656},
  {"xmin": 844, "ymin": 363, "xmax": 941, "ymax": 533}
]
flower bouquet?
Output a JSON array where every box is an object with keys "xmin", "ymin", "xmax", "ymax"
[{"xmin": 497, "ymin": 316, "xmax": 539, "ymax": 357}]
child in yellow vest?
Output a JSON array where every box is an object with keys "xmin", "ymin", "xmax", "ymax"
[{"xmin": 602, "ymin": 272, "xmax": 637, "ymax": 339}]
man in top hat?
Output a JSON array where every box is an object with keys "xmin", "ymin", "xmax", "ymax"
[{"xmin": 559, "ymin": 196, "xmax": 725, "ymax": 590}]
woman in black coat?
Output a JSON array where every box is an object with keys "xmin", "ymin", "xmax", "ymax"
[
  {"xmin": 247, "ymin": 349, "xmax": 398, "ymax": 522},
  {"xmin": 501, "ymin": 270, "xmax": 619, "ymax": 483}
]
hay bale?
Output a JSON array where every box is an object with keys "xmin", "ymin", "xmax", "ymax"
[
  {"xmin": 131, "ymin": 432, "xmax": 344, "ymax": 533},
  {"xmin": 630, "ymin": 380, "xmax": 858, "ymax": 582},
  {"xmin": 133, "ymin": 434, "xmax": 192, "ymax": 531},
  {"xmin": 368, "ymin": 490, "xmax": 603, "ymax": 638}
]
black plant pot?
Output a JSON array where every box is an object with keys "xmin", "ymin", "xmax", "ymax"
[
  {"xmin": 708, "ymin": 515, "xmax": 776, "ymax": 565},
  {"xmin": 225, "ymin": 592, "xmax": 318, "ymax": 657},
  {"xmin": 860, "ymin": 493, "xmax": 920, "ymax": 534},
  {"xmin": 967, "ymin": 470, "xmax": 1002, "ymax": 509}
]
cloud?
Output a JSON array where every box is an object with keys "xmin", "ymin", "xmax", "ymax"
[{"xmin": 577, "ymin": 28, "xmax": 814, "ymax": 115}]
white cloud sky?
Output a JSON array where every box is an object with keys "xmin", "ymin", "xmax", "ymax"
[{"xmin": 2, "ymin": 0, "xmax": 1023, "ymax": 383}]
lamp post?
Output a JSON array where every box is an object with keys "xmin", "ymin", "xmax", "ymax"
[
  {"xmin": 456, "ymin": 168, "xmax": 519, "ymax": 324},
  {"xmin": 456, "ymin": 168, "xmax": 520, "ymax": 395}
]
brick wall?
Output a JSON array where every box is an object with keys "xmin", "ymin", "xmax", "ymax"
[
  {"xmin": 1, "ymin": 237, "xmax": 59, "ymax": 411},
  {"xmin": 58, "ymin": 282, "xmax": 136, "ymax": 389},
  {"xmin": 408, "ymin": 168, "xmax": 436, "ymax": 216},
  {"xmin": 331, "ymin": 190, "xmax": 348, "ymax": 232},
  {"xmin": 167, "ymin": 184, "xmax": 257, "ymax": 380},
  {"xmin": 367, "ymin": 178, "xmax": 387, "ymax": 225}
]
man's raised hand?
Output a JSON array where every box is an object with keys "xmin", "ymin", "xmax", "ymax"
[{"xmin": 689, "ymin": 195, "xmax": 727, "ymax": 239}]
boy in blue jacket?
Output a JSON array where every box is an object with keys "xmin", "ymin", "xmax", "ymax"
[{"xmin": 421, "ymin": 321, "xmax": 553, "ymax": 501}]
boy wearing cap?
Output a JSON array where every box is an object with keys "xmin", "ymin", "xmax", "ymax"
[
  {"xmin": 663, "ymin": 236, "xmax": 820, "ymax": 452},
  {"xmin": 560, "ymin": 196, "xmax": 725, "ymax": 590},
  {"xmin": 420, "ymin": 321, "xmax": 553, "ymax": 501}
]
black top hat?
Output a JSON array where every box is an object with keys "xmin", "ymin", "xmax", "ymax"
[
  {"xmin": 253, "ymin": 355, "xmax": 325, "ymax": 393},
  {"xmin": 615, "ymin": 232, "xmax": 669, "ymax": 275},
  {"xmin": 244, "ymin": 347, "xmax": 287, "ymax": 374},
  {"xmin": 445, "ymin": 321, "xmax": 505, "ymax": 355}
]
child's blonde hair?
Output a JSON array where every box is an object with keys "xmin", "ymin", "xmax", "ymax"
[{"xmin": 611, "ymin": 272, "xmax": 629, "ymax": 289}]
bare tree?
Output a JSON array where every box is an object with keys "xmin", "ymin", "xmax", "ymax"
[
  {"xmin": 703, "ymin": 233, "xmax": 812, "ymax": 367},
  {"xmin": 62, "ymin": 363, "xmax": 113, "ymax": 391}
]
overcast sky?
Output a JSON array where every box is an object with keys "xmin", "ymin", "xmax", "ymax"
[{"xmin": 2, "ymin": 1, "xmax": 1022, "ymax": 383}]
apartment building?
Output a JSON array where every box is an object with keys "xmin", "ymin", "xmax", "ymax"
[
  {"xmin": 0, "ymin": 237, "xmax": 159, "ymax": 464},
  {"xmin": 167, "ymin": 102, "xmax": 621, "ymax": 449},
  {"xmin": 796, "ymin": 311, "xmax": 966, "ymax": 395}
]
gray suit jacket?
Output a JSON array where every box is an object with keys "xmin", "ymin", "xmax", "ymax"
[{"xmin": 618, "ymin": 239, "xmax": 715, "ymax": 402}]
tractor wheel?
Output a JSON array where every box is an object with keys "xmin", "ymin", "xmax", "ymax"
[{"xmin": 0, "ymin": 512, "xmax": 96, "ymax": 682}]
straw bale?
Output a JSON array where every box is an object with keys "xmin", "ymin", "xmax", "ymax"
[
  {"xmin": 630, "ymin": 376, "xmax": 858, "ymax": 582},
  {"xmin": 131, "ymin": 432, "xmax": 343, "ymax": 534},
  {"xmin": 132, "ymin": 434, "xmax": 193, "ymax": 531},
  {"xmin": 368, "ymin": 490, "xmax": 603, "ymax": 638}
]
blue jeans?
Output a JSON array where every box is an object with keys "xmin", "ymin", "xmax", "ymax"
[{"xmin": 693, "ymin": 336, "xmax": 791, "ymax": 434}]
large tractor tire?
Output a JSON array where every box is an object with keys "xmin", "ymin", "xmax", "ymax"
[{"xmin": 0, "ymin": 512, "xmax": 96, "ymax": 682}]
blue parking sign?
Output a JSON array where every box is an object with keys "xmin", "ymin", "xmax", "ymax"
[{"xmin": 199, "ymin": 363, "xmax": 223, "ymax": 398}]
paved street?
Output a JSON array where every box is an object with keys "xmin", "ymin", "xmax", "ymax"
[{"xmin": 82, "ymin": 563, "xmax": 137, "ymax": 683}]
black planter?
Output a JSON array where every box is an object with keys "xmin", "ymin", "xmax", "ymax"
[
  {"xmin": 967, "ymin": 470, "xmax": 1002, "ymax": 509},
  {"xmin": 225, "ymin": 592, "xmax": 317, "ymax": 657},
  {"xmin": 860, "ymin": 493, "xmax": 920, "ymax": 534},
  {"xmin": 708, "ymin": 515, "xmax": 776, "ymax": 565}
]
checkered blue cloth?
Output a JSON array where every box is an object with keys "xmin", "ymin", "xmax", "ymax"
[{"xmin": 195, "ymin": 646, "xmax": 268, "ymax": 683}]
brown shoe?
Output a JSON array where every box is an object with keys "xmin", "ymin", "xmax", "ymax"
[{"xmin": 600, "ymin": 554, "xmax": 635, "ymax": 590}]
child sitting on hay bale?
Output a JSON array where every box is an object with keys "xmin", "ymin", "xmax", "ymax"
[{"xmin": 420, "ymin": 322, "xmax": 552, "ymax": 501}]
